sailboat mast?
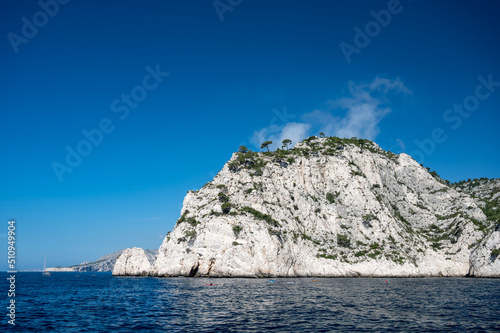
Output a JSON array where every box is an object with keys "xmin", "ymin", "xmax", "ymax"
[{"xmin": 42, "ymin": 254, "xmax": 51, "ymax": 275}]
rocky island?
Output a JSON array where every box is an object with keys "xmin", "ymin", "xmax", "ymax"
[
  {"xmin": 113, "ymin": 136, "xmax": 500, "ymax": 277},
  {"xmin": 47, "ymin": 249, "xmax": 157, "ymax": 272}
]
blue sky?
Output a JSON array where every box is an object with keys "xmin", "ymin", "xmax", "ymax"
[{"xmin": 1, "ymin": 0, "xmax": 499, "ymax": 270}]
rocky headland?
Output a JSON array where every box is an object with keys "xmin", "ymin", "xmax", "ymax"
[
  {"xmin": 112, "ymin": 137, "xmax": 500, "ymax": 277},
  {"xmin": 47, "ymin": 249, "xmax": 157, "ymax": 272}
]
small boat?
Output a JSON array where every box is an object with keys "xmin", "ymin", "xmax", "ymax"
[{"xmin": 42, "ymin": 254, "xmax": 51, "ymax": 276}]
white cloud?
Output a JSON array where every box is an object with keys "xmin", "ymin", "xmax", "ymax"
[
  {"xmin": 251, "ymin": 122, "xmax": 310, "ymax": 151},
  {"xmin": 368, "ymin": 77, "xmax": 411, "ymax": 94},
  {"xmin": 250, "ymin": 77, "xmax": 410, "ymax": 149},
  {"xmin": 321, "ymin": 77, "xmax": 410, "ymax": 140}
]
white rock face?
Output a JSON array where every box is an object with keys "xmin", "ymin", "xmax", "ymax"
[
  {"xmin": 47, "ymin": 249, "xmax": 157, "ymax": 272},
  {"xmin": 453, "ymin": 178, "xmax": 500, "ymax": 204},
  {"xmin": 469, "ymin": 230, "xmax": 500, "ymax": 277},
  {"xmin": 112, "ymin": 247, "xmax": 152, "ymax": 276},
  {"xmin": 148, "ymin": 137, "xmax": 498, "ymax": 277}
]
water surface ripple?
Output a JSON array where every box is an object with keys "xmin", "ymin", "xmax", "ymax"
[{"xmin": 1, "ymin": 273, "xmax": 499, "ymax": 332}]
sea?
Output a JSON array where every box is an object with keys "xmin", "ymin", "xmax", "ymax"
[{"xmin": 1, "ymin": 272, "xmax": 499, "ymax": 332}]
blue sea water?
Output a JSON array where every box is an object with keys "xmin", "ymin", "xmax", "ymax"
[{"xmin": 1, "ymin": 272, "xmax": 499, "ymax": 332}]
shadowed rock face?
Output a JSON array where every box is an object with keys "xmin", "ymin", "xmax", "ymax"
[{"xmin": 120, "ymin": 137, "xmax": 500, "ymax": 277}]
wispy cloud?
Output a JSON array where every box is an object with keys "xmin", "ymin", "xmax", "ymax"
[
  {"xmin": 251, "ymin": 77, "xmax": 410, "ymax": 149},
  {"xmin": 251, "ymin": 122, "xmax": 310, "ymax": 151}
]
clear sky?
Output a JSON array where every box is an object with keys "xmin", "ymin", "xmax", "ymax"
[{"xmin": 1, "ymin": 0, "xmax": 499, "ymax": 270}]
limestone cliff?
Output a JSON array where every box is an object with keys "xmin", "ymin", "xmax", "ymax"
[
  {"xmin": 469, "ymin": 230, "xmax": 500, "ymax": 277},
  {"xmin": 48, "ymin": 249, "xmax": 157, "ymax": 272},
  {"xmin": 112, "ymin": 247, "xmax": 152, "ymax": 276},
  {"xmin": 118, "ymin": 137, "xmax": 499, "ymax": 277},
  {"xmin": 452, "ymin": 178, "xmax": 500, "ymax": 205},
  {"xmin": 452, "ymin": 178, "xmax": 500, "ymax": 276}
]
